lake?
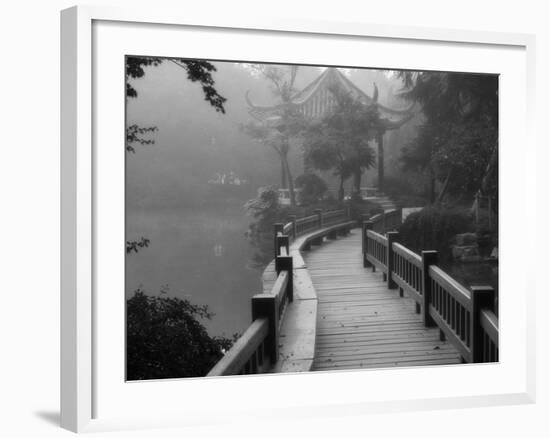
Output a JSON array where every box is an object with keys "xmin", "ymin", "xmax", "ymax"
[{"xmin": 126, "ymin": 202, "xmax": 263, "ymax": 338}]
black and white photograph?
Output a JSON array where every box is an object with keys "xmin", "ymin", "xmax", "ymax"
[
  {"xmin": 3, "ymin": 0, "xmax": 547, "ymax": 435},
  {"xmin": 125, "ymin": 58, "xmax": 499, "ymax": 380}
]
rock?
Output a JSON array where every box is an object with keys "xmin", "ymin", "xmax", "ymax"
[
  {"xmin": 451, "ymin": 244, "xmax": 479, "ymax": 260},
  {"xmin": 455, "ymin": 233, "xmax": 477, "ymax": 246}
]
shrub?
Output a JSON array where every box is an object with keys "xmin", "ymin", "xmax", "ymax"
[
  {"xmin": 295, "ymin": 173, "xmax": 328, "ymax": 205},
  {"xmin": 127, "ymin": 290, "xmax": 233, "ymax": 380},
  {"xmin": 383, "ymin": 174, "xmax": 430, "ymax": 207},
  {"xmin": 398, "ymin": 206, "xmax": 474, "ymax": 260}
]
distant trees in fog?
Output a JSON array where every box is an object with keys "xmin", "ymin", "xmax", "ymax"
[{"xmin": 398, "ymin": 71, "xmax": 498, "ymax": 205}]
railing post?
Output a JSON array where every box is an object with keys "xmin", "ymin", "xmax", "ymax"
[
  {"xmin": 275, "ymin": 254, "xmax": 294, "ymax": 302},
  {"xmin": 314, "ymin": 208, "xmax": 323, "ymax": 229},
  {"xmin": 251, "ymin": 294, "xmax": 278, "ymax": 365},
  {"xmin": 362, "ymin": 221, "xmax": 373, "ymax": 268},
  {"xmin": 273, "ymin": 223, "xmax": 284, "ymax": 258},
  {"xmin": 470, "ymin": 285, "xmax": 496, "ymax": 363},
  {"xmin": 275, "ymin": 234, "xmax": 289, "ymax": 257},
  {"xmin": 421, "ymin": 250, "xmax": 438, "ymax": 327},
  {"xmin": 386, "ymin": 231, "xmax": 399, "ymax": 289},
  {"xmin": 288, "ymin": 215, "xmax": 297, "ymax": 240}
]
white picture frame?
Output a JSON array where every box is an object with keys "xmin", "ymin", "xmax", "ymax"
[{"xmin": 61, "ymin": 5, "xmax": 536, "ymax": 433}]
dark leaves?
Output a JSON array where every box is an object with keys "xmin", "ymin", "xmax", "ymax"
[
  {"xmin": 126, "ymin": 290, "xmax": 235, "ymax": 380},
  {"xmin": 126, "ymin": 56, "xmax": 227, "ymax": 114},
  {"xmin": 397, "ymin": 71, "xmax": 498, "ymax": 200},
  {"xmin": 126, "ymin": 124, "xmax": 158, "ymax": 153},
  {"xmin": 126, "ymin": 237, "xmax": 150, "ymax": 254}
]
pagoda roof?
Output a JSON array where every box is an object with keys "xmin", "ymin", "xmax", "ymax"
[{"xmin": 246, "ymin": 68, "xmax": 415, "ymax": 130}]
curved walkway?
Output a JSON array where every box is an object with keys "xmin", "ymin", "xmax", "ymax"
[{"xmin": 304, "ymin": 230, "xmax": 462, "ymax": 371}]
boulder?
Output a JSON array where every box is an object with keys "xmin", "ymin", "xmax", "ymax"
[
  {"xmin": 455, "ymin": 233, "xmax": 477, "ymax": 246},
  {"xmin": 451, "ymin": 244, "xmax": 480, "ymax": 260}
]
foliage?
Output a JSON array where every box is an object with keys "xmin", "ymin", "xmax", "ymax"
[
  {"xmin": 244, "ymin": 186, "xmax": 281, "ymax": 233},
  {"xmin": 126, "ymin": 57, "xmax": 227, "ymax": 112},
  {"xmin": 348, "ymin": 199, "xmax": 383, "ymax": 220},
  {"xmin": 398, "ymin": 72, "xmax": 498, "ymax": 203},
  {"xmin": 243, "ymin": 185, "xmax": 341, "ymax": 267},
  {"xmin": 398, "ymin": 206, "xmax": 474, "ymax": 260},
  {"xmin": 127, "ymin": 289, "xmax": 234, "ymax": 380},
  {"xmin": 244, "ymin": 186, "xmax": 287, "ymax": 267},
  {"xmin": 125, "ymin": 56, "xmax": 227, "ymax": 154},
  {"xmin": 126, "ymin": 124, "xmax": 158, "ymax": 153},
  {"xmin": 303, "ymin": 88, "xmax": 378, "ymax": 200},
  {"xmin": 382, "ymin": 175, "xmax": 430, "ymax": 208},
  {"xmin": 126, "ymin": 237, "xmax": 151, "ymax": 254},
  {"xmin": 242, "ymin": 65, "xmax": 305, "ymax": 206},
  {"xmin": 295, "ymin": 173, "xmax": 328, "ymax": 205}
]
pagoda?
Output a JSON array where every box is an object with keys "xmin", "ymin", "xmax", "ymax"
[{"xmin": 245, "ymin": 68, "xmax": 414, "ymax": 192}]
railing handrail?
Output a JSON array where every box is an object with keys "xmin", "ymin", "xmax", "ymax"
[
  {"xmin": 480, "ymin": 309, "xmax": 498, "ymax": 345},
  {"xmin": 392, "ymin": 242, "xmax": 422, "ymax": 268},
  {"xmin": 208, "ymin": 207, "xmax": 354, "ymax": 376},
  {"xmin": 366, "ymin": 229, "xmax": 387, "ymax": 245},
  {"xmin": 295, "ymin": 215, "xmax": 317, "ymax": 226},
  {"xmin": 207, "ymin": 318, "xmax": 269, "ymax": 376},
  {"xmin": 429, "ymin": 265, "xmax": 472, "ymax": 310},
  {"xmin": 362, "ymin": 213, "xmax": 499, "ymax": 364}
]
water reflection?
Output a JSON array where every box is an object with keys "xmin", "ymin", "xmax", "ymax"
[{"xmin": 126, "ymin": 203, "xmax": 262, "ymax": 338}]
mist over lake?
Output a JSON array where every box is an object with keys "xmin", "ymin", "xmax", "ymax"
[
  {"xmin": 125, "ymin": 62, "xmax": 401, "ymax": 337},
  {"xmin": 126, "ymin": 204, "xmax": 261, "ymax": 337},
  {"xmin": 125, "ymin": 58, "xmax": 499, "ymax": 380}
]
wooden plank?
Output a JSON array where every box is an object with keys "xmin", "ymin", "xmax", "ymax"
[
  {"xmin": 273, "ymin": 299, "xmax": 317, "ymax": 373},
  {"xmin": 300, "ymin": 230, "xmax": 461, "ymax": 372}
]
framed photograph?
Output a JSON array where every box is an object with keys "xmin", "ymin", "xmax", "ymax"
[{"xmin": 61, "ymin": 5, "xmax": 536, "ymax": 433}]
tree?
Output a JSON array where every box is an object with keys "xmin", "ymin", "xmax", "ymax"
[
  {"xmin": 398, "ymin": 71, "xmax": 498, "ymax": 204},
  {"xmin": 244, "ymin": 186, "xmax": 289, "ymax": 267},
  {"xmin": 127, "ymin": 289, "xmax": 234, "ymax": 380},
  {"xmin": 303, "ymin": 88, "xmax": 378, "ymax": 200},
  {"xmin": 126, "ymin": 57, "xmax": 227, "ymax": 109},
  {"xmin": 244, "ymin": 186, "xmax": 281, "ymax": 238},
  {"xmin": 295, "ymin": 173, "xmax": 328, "ymax": 205},
  {"xmin": 126, "ymin": 56, "xmax": 227, "ymax": 153},
  {"xmin": 242, "ymin": 65, "xmax": 305, "ymax": 206},
  {"xmin": 303, "ymin": 123, "xmax": 352, "ymax": 201}
]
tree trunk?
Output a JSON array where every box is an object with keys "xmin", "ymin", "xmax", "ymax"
[
  {"xmin": 377, "ymin": 132, "xmax": 384, "ymax": 193},
  {"xmin": 280, "ymin": 158, "xmax": 288, "ymax": 189},
  {"xmin": 353, "ymin": 168, "xmax": 362, "ymax": 197},
  {"xmin": 481, "ymin": 143, "xmax": 498, "ymax": 194},
  {"xmin": 338, "ymin": 176, "xmax": 345, "ymax": 201},
  {"xmin": 436, "ymin": 170, "xmax": 452, "ymax": 205},
  {"xmin": 428, "ymin": 167, "xmax": 436, "ymax": 204},
  {"xmin": 282, "ymin": 157, "xmax": 296, "ymax": 206}
]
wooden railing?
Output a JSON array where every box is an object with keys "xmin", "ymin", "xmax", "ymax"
[
  {"xmin": 208, "ymin": 208, "xmax": 354, "ymax": 376},
  {"xmin": 362, "ymin": 220, "xmax": 499, "ymax": 364},
  {"xmin": 367, "ymin": 208, "xmax": 402, "ymax": 234},
  {"xmin": 285, "ymin": 208, "xmax": 349, "ymax": 241}
]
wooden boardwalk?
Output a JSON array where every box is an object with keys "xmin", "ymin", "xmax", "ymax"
[{"xmin": 304, "ymin": 230, "xmax": 462, "ymax": 371}]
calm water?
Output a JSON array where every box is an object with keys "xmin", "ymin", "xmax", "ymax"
[{"xmin": 126, "ymin": 203, "xmax": 262, "ymax": 338}]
